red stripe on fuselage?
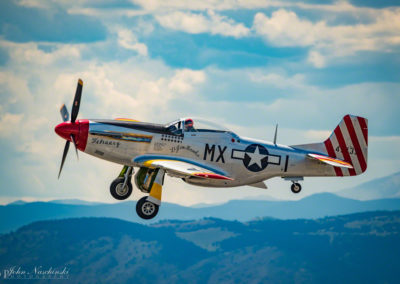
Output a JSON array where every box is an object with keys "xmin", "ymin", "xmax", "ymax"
[
  {"xmin": 334, "ymin": 124, "xmax": 356, "ymax": 176},
  {"xmin": 324, "ymin": 138, "xmax": 343, "ymax": 176},
  {"xmin": 194, "ymin": 173, "xmax": 233, "ymax": 180},
  {"xmin": 344, "ymin": 116, "xmax": 367, "ymax": 173},
  {"xmin": 357, "ymin": 117, "xmax": 368, "ymax": 146}
]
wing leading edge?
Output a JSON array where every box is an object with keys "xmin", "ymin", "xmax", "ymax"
[
  {"xmin": 133, "ymin": 156, "xmax": 233, "ymax": 180},
  {"xmin": 308, "ymin": 153, "xmax": 353, "ymax": 168}
]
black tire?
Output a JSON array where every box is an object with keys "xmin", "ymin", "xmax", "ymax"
[
  {"xmin": 136, "ymin": 197, "xmax": 159, "ymax": 220},
  {"xmin": 110, "ymin": 177, "xmax": 133, "ymax": 200},
  {"xmin": 291, "ymin": 183, "xmax": 302, "ymax": 194}
]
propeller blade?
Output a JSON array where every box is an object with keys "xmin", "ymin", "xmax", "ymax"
[
  {"xmin": 70, "ymin": 79, "xmax": 83, "ymax": 123},
  {"xmin": 58, "ymin": 140, "xmax": 70, "ymax": 179},
  {"xmin": 60, "ymin": 104, "xmax": 69, "ymax": 122},
  {"xmin": 70, "ymin": 135, "xmax": 79, "ymax": 160}
]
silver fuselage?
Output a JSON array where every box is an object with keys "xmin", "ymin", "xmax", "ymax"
[{"xmin": 82, "ymin": 119, "xmax": 336, "ymax": 187}]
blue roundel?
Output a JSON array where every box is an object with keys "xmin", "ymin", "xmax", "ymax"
[{"xmin": 243, "ymin": 144, "xmax": 269, "ymax": 172}]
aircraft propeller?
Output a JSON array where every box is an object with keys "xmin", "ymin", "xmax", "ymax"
[{"xmin": 57, "ymin": 79, "xmax": 83, "ymax": 178}]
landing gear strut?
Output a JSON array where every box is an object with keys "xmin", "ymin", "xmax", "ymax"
[
  {"xmin": 135, "ymin": 169, "xmax": 165, "ymax": 220},
  {"xmin": 110, "ymin": 166, "xmax": 134, "ymax": 200}
]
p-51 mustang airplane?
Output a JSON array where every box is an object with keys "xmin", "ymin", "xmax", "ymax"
[{"xmin": 55, "ymin": 79, "xmax": 368, "ymax": 219}]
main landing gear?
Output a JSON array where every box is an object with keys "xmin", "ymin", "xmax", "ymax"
[
  {"xmin": 135, "ymin": 168, "xmax": 165, "ymax": 220},
  {"xmin": 136, "ymin": 197, "xmax": 159, "ymax": 219},
  {"xmin": 284, "ymin": 177, "xmax": 303, "ymax": 194},
  {"xmin": 110, "ymin": 166, "xmax": 134, "ymax": 200},
  {"xmin": 111, "ymin": 166, "xmax": 165, "ymax": 220}
]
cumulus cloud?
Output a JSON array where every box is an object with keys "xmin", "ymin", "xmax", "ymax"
[
  {"xmin": 1, "ymin": 40, "xmax": 81, "ymax": 66},
  {"xmin": 168, "ymin": 69, "xmax": 206, "ymax": 93},
  {"xmin": 307, "ymin": 51, "xmax": 325, "ymax": 68},
  {"xmin": 132, "ymin": 0, "xmax": 264, "ymax": 11},
  {"xmin": 253, "ymin": 9, "xmax": 400, "ymax": 66},
  {"xmin": 155, "ymin": 10, "xmax": 250, "ymax": 38},
  {"xmin": 0, "ymin": 112, "xmax": 24, "ymax": 137},
  {"xmin": 249, "ymin": 72, "xmax": 306, "ymax": 89},
  {"xmin": 117, "ymin": 29, "xmax": 148, "ymax": 56}
]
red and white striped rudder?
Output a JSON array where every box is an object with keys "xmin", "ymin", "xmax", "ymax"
[{"xmin": 324, "ymin": 115, "xmax": 368, "ymax": 176}]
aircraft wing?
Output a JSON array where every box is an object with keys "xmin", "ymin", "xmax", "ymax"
[
  {"xmin": 308, "ymin": 153, "xmax": 353, "ymax": 168},
  {"xmin": 133, "ymin": 155, "xmax": 233, "ymax": 180}
]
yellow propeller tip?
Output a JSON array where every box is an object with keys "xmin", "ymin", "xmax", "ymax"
[{"xmin": 78, "ymin": 79, "xmax": 83, "ymax": 85}]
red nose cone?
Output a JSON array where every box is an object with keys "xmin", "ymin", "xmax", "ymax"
[
  {"xmin": 55, "ymin": 122, "xmax": 79, "ymax": 140},
  {"xmin": 55, "ymin": 120, "xmax": 89, "ymax": 151}
]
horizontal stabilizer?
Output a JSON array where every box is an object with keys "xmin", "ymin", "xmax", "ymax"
[{"xmin": 308, "ymin": 153, "xmax": 353, "ymax": 169}]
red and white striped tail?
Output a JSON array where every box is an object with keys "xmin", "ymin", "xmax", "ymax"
[{"xmin": 324, "ymin": 115, "xmax": 368, "ymax": 176}]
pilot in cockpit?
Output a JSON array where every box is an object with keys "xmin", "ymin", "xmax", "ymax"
[{"xmin": 184, "ymin": 118, "xmax": 195, "ymax": 132}]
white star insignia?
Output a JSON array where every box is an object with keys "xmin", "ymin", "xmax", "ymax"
[{"xmin": 246, "ymin": 145, "xmax": 267, "ymax": 168}]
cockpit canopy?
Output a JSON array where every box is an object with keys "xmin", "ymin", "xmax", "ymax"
[{"xmin": 165, "ymin": 117, "xmax": 232, "ymax": 135}]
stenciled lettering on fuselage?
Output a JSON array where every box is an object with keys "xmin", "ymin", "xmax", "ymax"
[
  {"xmin": 232, "ymin": 144, "xmax": 281, "ymax": 172},
  {"xmin": 203, "ymin": 144, "xmax": 227, "ymax": 163},
  {"xmin": 171, "ymin": 145, "xmax": 200, "ymax": 158},
  {"xmin": 91, "ymin": 137, "xmax": 120, "ymax": 148}
]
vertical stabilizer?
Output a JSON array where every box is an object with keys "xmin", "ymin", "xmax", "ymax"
[{"xmin": 323, "ymin": 115, "xmax": 368, "ymax": 176}]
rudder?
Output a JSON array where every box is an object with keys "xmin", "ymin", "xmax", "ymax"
[{"xmin": 324, "ymin": 115, "xmax": 368, "ymax": 176}]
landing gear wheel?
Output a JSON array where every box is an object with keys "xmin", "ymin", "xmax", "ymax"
[
  {"xmin": 291, "ymin": 183, "xmax": 302, "ymax": 194},
  {"xmin": 136, "ymin": 197, "xmax": 159, "ymax": 220},
  {"xmin": 110, "ymin": 177, "xmax": 133, "ymax": 200}
]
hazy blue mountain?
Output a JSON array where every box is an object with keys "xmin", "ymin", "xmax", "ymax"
[
  {"xmin": 2, "ymin": 193, "xmax": 400, "ymax": 234},
  {"xmin": 50, "ymin": 199, "xmax": 103, "ymax": 205},
  {"xmin": 0, "ymin": 212, "xmax": 399, "ymax": 283},
  {"xmin": 337, "ymin": 171, "xmax": 400, "ymax": 200}
]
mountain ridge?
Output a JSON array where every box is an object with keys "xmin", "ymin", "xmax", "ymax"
[
  {"xmin": 1, "ymin": 212, "xmax": 399, "ymax": 283},
  {"xmin": 2, "ymin": 192, "xmax": 400, "ymax": 234}
]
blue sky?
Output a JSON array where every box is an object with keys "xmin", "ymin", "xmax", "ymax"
[{"xmin": 0, "ymin": 0, "xmax": 399, "ymax": 205}]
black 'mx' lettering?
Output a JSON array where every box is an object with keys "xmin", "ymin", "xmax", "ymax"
[{"xmin": 216, "ymin": 145, "xmax": 227, "ymax": 163}]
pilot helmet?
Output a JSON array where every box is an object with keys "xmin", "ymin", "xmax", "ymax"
[{"xmin": 185, "ymin": 118, "xmax": 194, "ymax": 127}]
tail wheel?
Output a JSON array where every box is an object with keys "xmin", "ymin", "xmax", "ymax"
[
  {"xmin": 136, "ymin": 197, "xmax": 159, "ymax": 219},
  {"xmin": 291, "ymin": 182, "xmax": 302, "ymax": 194},
  {"xmin": 110, "ymin": 177, "xmax": 133, "ymax": 200}
]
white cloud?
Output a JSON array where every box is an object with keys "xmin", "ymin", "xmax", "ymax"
[
  {"xmin": 16, "ymin": 0, "xmax": 50, "ymax": 9},
  {"xmin": 117, "ymin": 29, "xmax": 148, "ymax": 56},
  {"xmin": 0, "ymin": 113, "xmax": 24, "ymax": 137},
  {"xmin": 132, "ymin": 0, "xmax": 256, "ymax": 11},
  {"xmin": 0, "ymin": 71, "xmax": 33, "ymax": 104},
  {"xmin": 253, "ymin": 8, "xmax": 400, "ymax": 66},
  {"xmin": 1, "ymin": 40, "xmax": 81, "ymax": 66},
  {"xmin": 168, "ymin": 69, "xmax": 206, "ymax": 93},
  {"xmin": 249, "ymin": 72, "xmax": 306, "ymax": 89},
  {"xmin": 156, "ymin": 10, "xmax": 250, "ymax": 38},
  {"xmin": 307, "ymin": 50, "xmax": 325, "ymax": 68},
  {"xmin": 253, "ymin": 10, "xmax": 319, "ymax": 47}
]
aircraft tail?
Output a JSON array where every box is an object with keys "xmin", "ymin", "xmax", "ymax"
[{"xmin": 293, "ymin": 115, "xmax": 368, "ymax": 176}]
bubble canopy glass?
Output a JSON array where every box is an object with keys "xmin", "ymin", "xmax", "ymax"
[{"xmin": 165, "ymin": 117, "xmax": 232, "ymax": 134}]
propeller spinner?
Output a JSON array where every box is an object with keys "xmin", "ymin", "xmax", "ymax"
[{"xmin": 55, "ymin": 79, "xmax": 88, "ymax": 178}]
